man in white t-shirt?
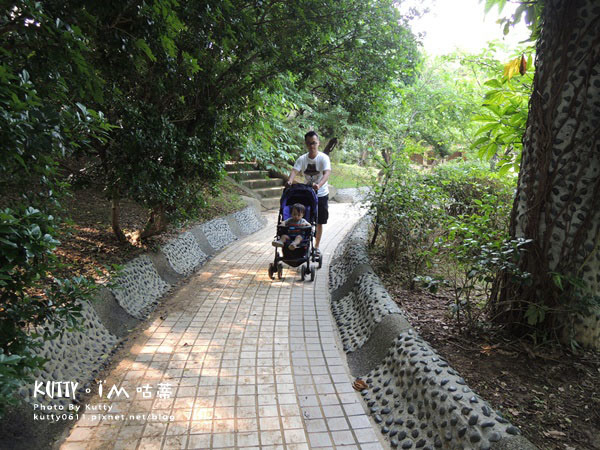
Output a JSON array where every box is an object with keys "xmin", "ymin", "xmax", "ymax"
[{"xmin": 286, "ymin": 131, "xmax": 332, "ymax": 254}]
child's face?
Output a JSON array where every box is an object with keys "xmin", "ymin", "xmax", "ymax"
[{"xmin": 291, "ymin": 208, "xmax": 303, "ymax": 221}]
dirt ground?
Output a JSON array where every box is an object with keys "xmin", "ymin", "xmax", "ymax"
[
  {"xmin": 372, "ymin": 257, "xmax": 600, "ymax": 450},
  {"xmin": 54, "ymin": 184, "xmax": 245, "ymax": 281}
]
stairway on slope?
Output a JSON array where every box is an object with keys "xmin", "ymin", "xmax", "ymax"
[{"xmin": 225, "ymin": 161, "xmax": 285, "ymax": 210}]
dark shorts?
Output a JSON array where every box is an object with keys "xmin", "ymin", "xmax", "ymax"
[{"xmin": 317, "ymin": 195, "xmax": 329, "ymax": 225}]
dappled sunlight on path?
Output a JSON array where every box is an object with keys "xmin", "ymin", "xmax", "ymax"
[{"xmin": 60, "ymin": 203, "xmax": 382, "ymax": 449}]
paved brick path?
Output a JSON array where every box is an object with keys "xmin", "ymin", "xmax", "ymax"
[{"xmin": 61, "ymin": 202, "xmax": 383, "ymax": 450}]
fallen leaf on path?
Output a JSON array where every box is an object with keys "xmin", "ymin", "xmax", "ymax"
[
  {"xmin": 543, "ymin": 430, "xmax": 567, "ymax": 439},
  {"xmin": 352, "ymin": 379, "xmax": 368, "ymax": 391},
  {"xmin": 480, "ymin": 344, "xmax": 500, "ymax": 354}
]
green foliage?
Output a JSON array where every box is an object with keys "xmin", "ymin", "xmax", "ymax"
[
  {"xmin": 368, "ymin": 154, "xmax": 446, "ymax": 286},
  {"xmin": 371, "ymin": 159, "xmax": 532, "ymax": 328},
  {"xmin": 471, "ymin": 51, "xmax": 534, "ymax": 174},
  {"xmin": 0, "ymin": 208, "xmax": 96, "ymax": 414},
  {"xmin": 482, "ymin": 0, "xmax": 544, "ymax": 42},
  {"xmin": 0, "ymin": 1, "xmax": 108, "ymax": 415},
  {"xmin": 76, "ymin": 0, "xmax": 420, "ymax": 225},
  {"xmin": 424, "ymin": 162, "xmax": 525, "ymax": 326}
]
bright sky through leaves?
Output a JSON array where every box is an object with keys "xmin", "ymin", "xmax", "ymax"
[{"xmin": 403, "ymin": 0, "xmax": 531, "ymax": 56}]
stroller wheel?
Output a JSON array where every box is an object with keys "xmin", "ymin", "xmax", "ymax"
[
  {"xmin": 268, "ymin": 263, "xmax": 275, "ymax": 280},
  {"xmin": 300, "ymin": 265, "xmax": 306, "ymax": 281},
  {"xmin": 317, "ymin": 254, "xmax": 323, "ymax": 269},
  {"xmin": 277, "ymin": 262, "xmax": 283, "ymax": 280},
  {"xmin": 310, "ymin": 265, "xmax": 316, "ymax": 282}
]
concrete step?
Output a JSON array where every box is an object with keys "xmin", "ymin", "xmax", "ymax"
[
  {"xmin": 227, "ymin": 170, "xmax": 270, "ymax": 181},
  {"xmin": 255, "ymin": 186, "xmax": 285, "ymax": 199},
  {"xmin": 225, "ymin": 161, "xmax": 256, "ymax": 172},
  {"xmin": 242, "ymin": 178, "xmax": 284, "ymax": 189},
  {"xmin": 261, "ymin": 197, "xmax": 281, "ymax": 210}
]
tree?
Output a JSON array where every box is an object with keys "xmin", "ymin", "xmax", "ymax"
[
  {"xmin": 489, "ymin": 0, "xmax": 600, "ymax": 345},
  {"xmin": 0, "ymin": 1, "xmax": 107, "ymax": 414},
  {"xmin": 75, "ymin": 0, "xmax": 419, "ymax": 240}
]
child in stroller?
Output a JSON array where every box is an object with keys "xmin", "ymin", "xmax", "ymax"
[
  {"xmin": 272, "ymin": 203, "xmax": 310, "ymax": 250},
  {"xmin": 268, "ymin": 184, "xmax": 323, "ymax": 281}
]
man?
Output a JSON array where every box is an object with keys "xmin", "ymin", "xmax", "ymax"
[{"xmin": 286, "ymin": 131, "xmax": 331, "ymax": 255}]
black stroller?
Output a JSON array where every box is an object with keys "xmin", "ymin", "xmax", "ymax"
[{"xmin": 268, "ymin": 184, "xmax": 323, "ymax": 281}]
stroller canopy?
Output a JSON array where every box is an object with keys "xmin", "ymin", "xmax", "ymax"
[{"xmin": 280, "ymin": 184, "xmax": 318, "ymax": 223}]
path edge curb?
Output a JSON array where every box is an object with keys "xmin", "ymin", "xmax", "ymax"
[{"xmin": 329, "ymin": 215, "xmax": 537, "ymax": 450}]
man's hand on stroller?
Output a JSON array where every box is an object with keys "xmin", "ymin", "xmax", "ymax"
[{"xmin": 312, "ymin": 183, "xmax": 319, "ymax": 191}]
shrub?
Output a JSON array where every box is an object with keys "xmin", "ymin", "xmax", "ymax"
[
  {"xmin": 0, "ymin": 208, "xmax": 96, "ymax": 415},
  {"xmin": 368, "ymin": 154, "xmax": 445, "ymax": 286}
]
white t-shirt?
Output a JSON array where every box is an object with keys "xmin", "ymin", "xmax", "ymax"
[{"xmin": 293, "ymin": 152, "xmax": 331, "ymax": 197}]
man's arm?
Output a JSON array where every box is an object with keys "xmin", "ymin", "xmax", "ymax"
[
  {"xmin": 314, "ymin": 169, "xmax": 331, "ymax": 190},
  {"xmin": 286, "ymin": 168, "xmax": 299, "ymax": 187}
]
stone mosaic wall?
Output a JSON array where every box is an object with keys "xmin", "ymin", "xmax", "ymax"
[
  {"xmin": 20, "ymin": 204, "xmax": 266, "ymax": 410},
  {"xmin": 333, "ymin": 272, "xmax": 403, "ymax": 352},
  {"xmin": 573, "ymin": 308, "xmax": 600, "ymax": 348},
  {"xmin": 329, "ymin": 216, "xmax": 536, "ymax": 449},
  {"xmin": 161, "ymin": 231, "xmax": 208, "ymax": 276},
  {"xmin": 110, "ymin": 254, "xmax": 170, "ymax": 320},
  {"xmin": 200, "ymin": 217, "xmax": 238, "ymax": 250},
  {"xmin": 20, "ymin": 301, "xmax": 118, "ymax": 409}
]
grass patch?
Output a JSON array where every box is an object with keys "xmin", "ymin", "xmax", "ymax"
[
  {"xmin": 329, "ymin": 163, "xmax": 377, "ymax": 189},
  {"xmin": 192, "ymin": 178, "xmax": 247, "ymax": 222}
]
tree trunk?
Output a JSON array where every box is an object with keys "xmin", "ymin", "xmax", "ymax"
[
  {"xmin": 323, "ymin": 137, "xmax": 338, "ymax": 155},
  {"xmin": 111, "ymin": 189, "xmax": 127, "ymax": 243},
  {"xmin": 133, "ymin": 204, "xmax": 168, "ymax": 243},
  {"xmin": 491, "ymin": 0, "xmax": 600, "ymax": 345}
]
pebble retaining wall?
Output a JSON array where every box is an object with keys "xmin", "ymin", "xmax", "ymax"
[
  {"xmin": 329, "ymin": 216, "xmax": 537, "ymax": 450},
  {"xmin": 18, "ymin": 204, "xmax": 266, "ymax": 411}
]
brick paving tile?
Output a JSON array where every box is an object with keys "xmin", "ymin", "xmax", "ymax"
[{"xmin": 60, "ymin": 203, "xmax": 383, "ymax": 449}]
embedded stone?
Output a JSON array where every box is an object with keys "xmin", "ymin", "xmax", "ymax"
[
  {"xmin": 402, "ymin": 440, "xmax": 414, "ymax": 449},
  {"xmin": 506, "ymin": 425, "xmax": 520, "ymax": 435},
  {"xmin": 488, "ymin": 432, "xmax": 502, "ymax": 442},
  {"xmin": 469, "ymin": 432, "xmax": 481, "ymax": 443}
]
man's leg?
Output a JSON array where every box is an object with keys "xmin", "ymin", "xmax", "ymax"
[
  {"xmin": 315, "ymin": 194, "xmax": 329, "ymax": 251},
  {"xmin": 315, "ymin": 224, "xmax": 323, "ymax": 249}
]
